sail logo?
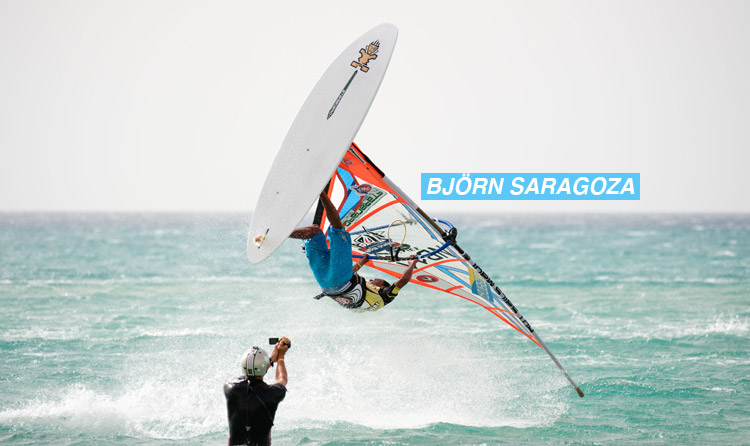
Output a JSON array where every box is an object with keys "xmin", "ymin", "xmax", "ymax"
[
  {"xmin": 351, "ymin": 229, "xmax": 389, "ymax": 253},
  {"xmin": 328, "ymin": 39, "xmax": 382, "ymax": 120},
  {"xmin": 421, "ymin": 173, "xmax": 640, "ymax": 200},
  {"xmin": 416, "ymin": 274, "xmax": 438, "ymax": 283},
  {"xmin": 350, "ymin": 184, "xmax": 372, "ymax": 196},
  {"xmin": 341, "ymin": 188, "xmax": 386, "ymax": 226}
]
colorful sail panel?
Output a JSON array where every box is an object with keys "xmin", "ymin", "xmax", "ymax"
[
  {"xmin": 315, "ymin": 143, "xmax": 540, "ymax": 347},
  {"xmin": 313, "ymin": 142, "xmax": 583, "ymax": 396}
]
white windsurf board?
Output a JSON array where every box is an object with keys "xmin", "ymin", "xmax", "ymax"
[{"xmin": 247, "ymin": 23, "xmax": 398, "ymax": 264}]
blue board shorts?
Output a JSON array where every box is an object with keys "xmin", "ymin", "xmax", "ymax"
[{"xmin": 304, "ymin": 226, "xmax": 353, "ymax": 290}]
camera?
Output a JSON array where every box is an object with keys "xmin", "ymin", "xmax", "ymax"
[{"xmin": 269, "ymin": 337, "xmax": 291, "ymax": 348}]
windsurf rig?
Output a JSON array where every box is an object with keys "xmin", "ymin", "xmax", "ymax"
[{"xmin": 313, "ymin": 142, "xmax": 584, "ymax": 397}]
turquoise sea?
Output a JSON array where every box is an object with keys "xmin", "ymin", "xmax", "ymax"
[{"xmin": 0, "ymin": 213, "xmax": 748, "ymax": 445}]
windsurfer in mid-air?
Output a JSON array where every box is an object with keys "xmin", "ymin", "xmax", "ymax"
[{"xmin": 290, "ymin": 192, "xmax": 419, "ymax": 312}]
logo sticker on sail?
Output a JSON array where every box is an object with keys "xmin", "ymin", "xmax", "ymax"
[
  {"xmin": 350, "ymin": 184, "xmax": 372, "ymax": 196},
  {"xmin": 342, "ymin": 188, "xmax": 386, "ymax": 226},
  {"xmin": 327, "ymin": 39, "xmax": 382, "ymax": 120},
  {"xmin": 416, "ymin": 274, "xmax": 438, "ymax": 283}
]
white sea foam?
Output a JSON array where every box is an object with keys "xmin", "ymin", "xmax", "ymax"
[
  {"xmin": 714, "ymin": 250, "xmax": 737, "ymax": 258},
  {"xmin": 0, "ymin": 275, "xmax": 317, "ymax": 287},
  {"xmin": 615, "ymin": 276, "xmax": 738, "ymax": 285},
  {"xmin": 134, "ymin": 327, "xmax": 220, "ymax": 338},
  {"xmin": 0, "ymin": 380, "xmax": 224, "ymax": 439},
  {"xmin": 581, "ymin": 315, "xmax": 749, "ymax": 341},
  {"xmin": 1, "ymin": 326, "xmax": 85, "ymax": 342},
  {"xmin": 529, "ymin": 242, "xmax": 562, "ymax": 250},
  {"xmin": 708, "ymin": 387, "xmax": 737, "ymax": 393},
  {"xmin": 269, "ymin": 305, "xmax": 569, "ymax": 430},
  {"xmin": 625, "ymin": 230, "xmax": 656, "ymax": 237},
  {"xmin": 0, "ymin": 329, "xmax": 566, "ymax": 439}
]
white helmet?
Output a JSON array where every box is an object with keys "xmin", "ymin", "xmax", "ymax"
[{"xmin": 241, "ymin": 347, "xmax": 270, "ymax": 377}]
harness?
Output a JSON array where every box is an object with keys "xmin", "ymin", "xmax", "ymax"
[
  {"xmin": 313, "ymin": 275, "xmax": 388, "ymax": 312},
  {"xmin": 245, "ymin": 380, "xmax": 274, "ymax": 427},
  {"xmin": 313, "ymin": 276, "xmax": 359, "ymax": 303}
]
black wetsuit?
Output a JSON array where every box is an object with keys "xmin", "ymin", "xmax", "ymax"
[{"xmin": 224, "ymin": 377, "xmax": 287, "ymax": 446}]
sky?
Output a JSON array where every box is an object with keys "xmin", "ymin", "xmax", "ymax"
[{"xmin": 1, "ymin": 0, "xmax": 749, "ymax": 213}]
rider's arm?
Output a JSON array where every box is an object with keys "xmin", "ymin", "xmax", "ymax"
[
  {"xmin": 319, "ymin": 192, "xmax": 344, "ymax": 229},
  {"xmin": 352, "ymin": 253, "xmax": 369, "ymax": 274},
  {"xmin": 271, "ymin": 337, "xmax": 290, "ymax": 387},
  {"xmin": 394, "ymin": 257, "xmax": 419, "ymax": 289},
  {"xmin": 275, "ymin": 358, "xmax": 287, "ymax": 388}
]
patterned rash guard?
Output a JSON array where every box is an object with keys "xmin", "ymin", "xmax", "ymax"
[{"xmin": 325, "ymin": 274, "xmax": 400, "ymax": 312}]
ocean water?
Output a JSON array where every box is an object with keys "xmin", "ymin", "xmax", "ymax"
[{"xmin": 0, "ymin": 212, "xmax": 748, "ymax": 445}]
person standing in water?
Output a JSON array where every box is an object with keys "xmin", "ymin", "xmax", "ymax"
[{"xmin": 224, "ymin": 337, "xmax": 291, "ymax": 446}]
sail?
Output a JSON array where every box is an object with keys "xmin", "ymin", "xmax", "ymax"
[{"xmin": 314, "ymin": 142, "xmax": 584, "ymax": 397}]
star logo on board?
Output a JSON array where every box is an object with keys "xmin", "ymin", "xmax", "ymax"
[
  {"xmin": 327, "ymin": 39, "xmax": 383, "ymax": 120},
  {"xmin": 351, "ymin": 40, "xmax": 379, "ymax": 72}
]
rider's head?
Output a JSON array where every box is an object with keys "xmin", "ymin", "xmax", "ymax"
[
  {"xmin": 368, "ymin": 278, "xmax": 390, "ymax": 289},
  {"xmin": 241, "ymin": 347, "xmax": 270, "ymax": 378}
]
